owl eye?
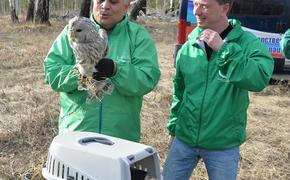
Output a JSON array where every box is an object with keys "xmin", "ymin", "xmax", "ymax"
[{"xmin": 76, "ymin": 29, "xmax": 82, "ymax": 32}]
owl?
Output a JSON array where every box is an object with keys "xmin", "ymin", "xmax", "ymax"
[{"xmin": 67, "ymin": 16, "xmax": 113, "ymax": 101}]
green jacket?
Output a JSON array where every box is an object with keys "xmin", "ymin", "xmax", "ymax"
[
  {"xmin": 167, "ymin": 19, "xmax": 274, "ymax": 149},
  {"xmin": 43, "ymin": 16, "xmax": 160, "ymax": 142},
  {"xmin": 280, "ymin": 28, "xmax": 290, "ymax": 59}
]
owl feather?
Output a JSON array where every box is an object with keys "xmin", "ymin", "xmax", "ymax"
[{"xmin": 67, "ymin": 16, "xmax": 113, "ymax": 101}]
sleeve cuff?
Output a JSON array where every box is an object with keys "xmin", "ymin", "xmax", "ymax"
[
  {"xmin": 167, "ymin": 123, "xmax": 176, "ymax": 136},
  {"xmin": 217, "ymin": 42, "xmax": 230, "ymax": 64}
]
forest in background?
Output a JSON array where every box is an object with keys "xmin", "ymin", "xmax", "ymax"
[
  {"xmin": 0, "ymin": 0, "xmax": 180, "ymax": 16},
  {"xmin": 1, "ymin": 0, "xmax": 80, "ymax": 15}
]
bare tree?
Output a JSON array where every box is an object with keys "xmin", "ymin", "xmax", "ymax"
[
  {"xmin": 35, "ymin": 0, "xmax": 50, "ymax": 25},
  {"xmin": 1, "ymin": 1, "xmax": 10, "ymax": 15},
  {"xmin": 9, "ymin": 0, "xmax": 19, "ymax": 23},
  {"xmin": 129, "ymin": 0, "xmax": 147, "ymax": 21},
  {"xmin": 169, "ymin": 0, "xmax": 175, "ymax": 12},
  {"xmin": 26, "ymin": 0, "xmax": 35, "ymax": 21},
  {"xmin": 164, "ymin": 0, "xmax": 179, "ymax": 16},
  {"xmin": 73, "ymin": 0, "xmax": 78, "ymax": 10},
  {"xmin": 62, "ymin": 0, "xmax": 65, "ymax": 15},
  {"xmin": 80, "ymin": 0, "xmax": 91, "ymax": 18}
]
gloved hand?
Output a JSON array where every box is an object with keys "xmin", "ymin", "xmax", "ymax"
[{"xmin": 93, "ymin": 58, "xmax": 117, "ymax": 81}]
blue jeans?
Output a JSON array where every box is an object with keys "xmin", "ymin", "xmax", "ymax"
[{"xmin": 162, "ymin": 138, "xmax": 240, "ymax": 180}]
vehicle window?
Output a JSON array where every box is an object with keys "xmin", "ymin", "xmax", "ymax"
[
  {"xmin": 187, "ymin": 0, "xmax": 196, "ymax": 23},
  {"xmin": 231, "ymin": 0, "xmax": 284, "ymax": 16}
]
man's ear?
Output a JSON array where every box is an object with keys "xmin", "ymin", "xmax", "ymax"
[
  {"xmin": 124, "ymin": 0, "xmax": 131, "ymax": 10},
  {"xmin": 223, "ymin": 3, "xmax": 231, "ymax": 16},
  {"xmin": 125, "ymin": 5, "xmax": 129, "ymax": 11},
  {"xmin": 125, "ymin": 1, "xmax": 130, "ymax": 11}
]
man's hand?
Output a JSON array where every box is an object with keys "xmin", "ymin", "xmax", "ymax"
[
  {"xmin": 200, "ymin": 29, "xmax": 224, "ymax": 51},
  {"xmin": 93, "ymin": 58, "xmax": 117, "ymax": 81}
]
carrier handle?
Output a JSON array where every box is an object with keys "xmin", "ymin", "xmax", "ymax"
[{"xmin": 79, "ymin": 137, "xmax": 114, "ymax": 145}]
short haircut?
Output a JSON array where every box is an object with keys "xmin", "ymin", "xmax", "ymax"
[
  {"xmin": 216, "ymin": 0, "xmax": 234, "ymax": 15},
  {"xmin": 94, "ymin": 0, "xmax": 129, "ymax": 5},
  {"xmin": 216, "ymin": 0, "xmax": 234, "ymax": 7}
]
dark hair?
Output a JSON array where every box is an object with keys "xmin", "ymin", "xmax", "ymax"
[
  {"xmin": 216, "ymin": 0, "xmax": 234, "ymax": 15},
  {"xmin": 216, "ymin": 0, "xmax": 234, "ymax": 7}
]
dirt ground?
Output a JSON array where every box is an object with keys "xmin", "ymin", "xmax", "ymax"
[{"xmin": 0, "ymin": 16, "xmax": 290, "ymax": 180}]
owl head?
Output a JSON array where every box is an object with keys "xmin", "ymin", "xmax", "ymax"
[{"xmin": 67, "ymin": 16, "xmax": 107, "ymax": 45}]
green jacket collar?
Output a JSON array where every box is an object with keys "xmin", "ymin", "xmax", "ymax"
[
  {"xmin": 188, "ymin": 19, "xmax": 244, "ymax": 46},
  {"xmin": 90, "ymin": 14, "xmax": 128, "ymax": 35}
]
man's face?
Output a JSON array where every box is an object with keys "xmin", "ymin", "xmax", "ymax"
[
  {"xmin": 194, "ymin": 0, "xmax": 228, "ymax": 29},
  {"xmin": 93, "ymin": 0, "xmax": 129, "ymax": 30}
]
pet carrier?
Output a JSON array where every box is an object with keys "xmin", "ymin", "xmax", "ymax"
[{"xmin": 42, "ymin": 131, "xmax": 162, "ymax": 180}]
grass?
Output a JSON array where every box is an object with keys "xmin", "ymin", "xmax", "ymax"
[{"xmin": 0, "ymin": 15, "xmax": 290, "ymax": 180}]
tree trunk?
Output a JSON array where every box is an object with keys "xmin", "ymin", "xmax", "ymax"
[
  {"xmin": 35, "ymin": 0, "xmax": 50, "ymax": 25},
  {"xmin": 73, "ymin": 0, "xmax": 77, "ymax": 10},
  {"xmin": 170, "ymin": 0, "xmax": 175, "ymax": 10},
  {"xmin": 9, "ymin": 0, "xmax": 19, "ymax": 23},
  {"xmin": 62, "ymin": 0, "xmax": 65, "ymax": 15},
  {"xmin": 165, "ymin": 0, "xmax": 176, "ymax": 14},
  {"xmin": 79, "ymin": 0, "xmax": 91, "ymax": 18},
  {"xmin": 155, "ymin": 0, "xmax": 158, "ymax": 10},
  {"xmin": 26, "ymin": 0, "xmax": 35, "ymax": 21},
  {"xmin": 129, "ymin": 0, "xmax": 147, "ymax": 21},
  {"xmin": 0, "ymin": 1, "xmax": 4, "ymax": 15}
]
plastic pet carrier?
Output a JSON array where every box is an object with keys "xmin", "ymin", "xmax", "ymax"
[{"xmin": 42, "ymin": 131, "xmax": 162, "ymax": 180}]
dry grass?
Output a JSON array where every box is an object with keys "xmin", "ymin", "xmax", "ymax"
[{"xmin": 0, "ymin": 16, "xmax": 290, "ymax": 180}]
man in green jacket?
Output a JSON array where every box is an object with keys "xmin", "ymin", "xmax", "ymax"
[
  {"xmin": 280, "ymin": 29, "xmax": 290, "ymax": 59},
  {"xmin": 163, "ymin": 0, "xmax": 274, "ymax": 179},
  {"xmin": 43, "ymin": 0, "xmax": 160, "ymax": 142}
]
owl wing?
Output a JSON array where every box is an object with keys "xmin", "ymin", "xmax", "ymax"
[{"xmin": 97, "ymin": 28, "xmax": 108, "ymax": 57}]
